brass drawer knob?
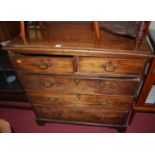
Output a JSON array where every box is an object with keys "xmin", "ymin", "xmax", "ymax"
[
  {"xmin": 65, "ymin": 103, "xmax": 74, "ymax": 108},
  {"xmin": 96, "ymin": 116, "xmax": 109, "ymax": 121},
  {"xmin": 74, "ymin": 78, "xmax": 80, "ymax": 85},
  {"xmin": 99, "ymin": 80, "xmax": 116, "ymax": 90},
  {"xmin": 32, "ymin": 60, "xmax": 52, "ymax": 70},
  {"xmin": 96, "ymin": 100, "xmax": 112, "ymax": 106},
  {"xmin": 76, "ymin": 108, "xmax": 81, "ymax": 113},
  {"xmin": 49, "ymin": 97, "xmax": 59, "ymax": 103},
  {"xmin": 47, "ymin": 112, "xmax": 62, "ymax": 117},
  {"xmin": 102, "ymin": 61, "xmax": 119, "ymax": 72},
  {"xmin": 41, "ymin": 81, "xmax": 55, "ymax": 88},
  {"xmin": 76, "ymin": 94, "xmax": 81, "ymax": 100}
]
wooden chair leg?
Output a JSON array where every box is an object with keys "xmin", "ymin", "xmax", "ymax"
[
  {"xmin": 19, "ymin": 21, "xmax": 27, "ymax": 44},
  {"xmin": 135, "ymin": 21, "xmax": 150, "ymax": 50},
  {"xmin": 92, "ymin": 21, "xmax": 100, "ymax": 47}
]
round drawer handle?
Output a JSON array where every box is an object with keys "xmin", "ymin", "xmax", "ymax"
[
  {"xmin": 102, "ymin": 61, "xmax": 119, "ymax": 72},
  {"xmin": 32, "ymin": 60, "xmax": 52, "ymax": 70}
]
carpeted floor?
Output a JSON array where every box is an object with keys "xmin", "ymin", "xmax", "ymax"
[{"xmin": 0, "ymin": 101, "xmax": 155, "ymax": 133}]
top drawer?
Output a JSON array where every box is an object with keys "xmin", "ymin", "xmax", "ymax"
[
  {"xmin": 11, "ymin": 54, "xmax": 147, "ymax": 76},
  {"xmin": 79, "ymin": 57, "xmax": 147, "ymax": 76},
  {"xmin": 12, "ymin": 54, "xmax": 74, "ymax": 74}
]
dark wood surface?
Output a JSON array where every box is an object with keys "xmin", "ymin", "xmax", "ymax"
[
  {"xmin": 11, "ymin": 53, "xmax": 148, "ymax": 77},
  {"xmin": 4, "ymin": 21, "xmax": 155, "ymax": 132},
  {"xmin": 27, "ymin": 91, "xmax": 133, "ymax": 110},
  {"xmin": 33, "ymin": 103, "xmax": 129, "ymax": 125},
  {"xmin": 4, "ymin": 22, "xmax": 153, "ymax": 56},
  {"xmin": 0, "ymin": 21, "xmax": 20, "ymax": 42},
  {"xmin": 21, "ymin": 74, "xmax": 140, "ymax": 96}
]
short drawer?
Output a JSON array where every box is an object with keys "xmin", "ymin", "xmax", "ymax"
[
  {"xmin": 33, "ymin": 104, "xmax": 129, "ymax": 125},
  {"xmin": 27, "ymin": 92, "xmax": 133, "ymax": 110},
  {"xmin": 21, "ymin": 74, "xmax": 140, "ymax": 96},
  {"xmin": 12, "ymin": 54, "xmax": 74, "ymax": 74},
  {"xmin": 79, "ymin": 57, "xmax": 147, "ymax": 76}
]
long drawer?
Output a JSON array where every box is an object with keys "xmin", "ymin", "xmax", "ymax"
[
  {"xmin": 79, "ymin": 57, "xmax": 147, "ymax": 76},
  {"xmin": 12, "ymin": 54, "xmax": 74, "ymax": 74},
  {"xmin": 33, "ymin": 104, "xmax": 129, "ymax": 125},
  {"xmin": 21, "ymin": 74, "xmax": 140, "ymax": 96},
  {"xmin": 27, "ymin": 92, "xmax": 133, "ymax": 110}
]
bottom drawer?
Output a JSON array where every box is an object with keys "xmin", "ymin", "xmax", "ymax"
[{"xmin": 33, "ymin": 104, "xmax": 129, "ymax": 126}]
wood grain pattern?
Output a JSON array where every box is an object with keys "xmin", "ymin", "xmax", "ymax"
[
  {"xmin": 79, "ymin": 57, "xmax": 147, "ymax": 76},
  {"xmin": 4, "ymin": 22, "xmax": 152, "ymax": 54},
  {"xmin": 33, "ymin": 104, "xmax": 129, "ymax": 125},
  {"xmin": 21, "ymin": 74, "xmax": 140, "ymax": 96},
  {"xmin": 27, "ymin": 91, "xmax": 133, "ymax": 110},
  {"xmin": 12, "ymin": 54, "xmax": 74, "ymax": 74},
  {"xmin": 5, "ymin": 21, "xmax": 154, "ymax": 131}
]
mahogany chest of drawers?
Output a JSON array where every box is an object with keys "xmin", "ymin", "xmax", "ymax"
[{"xmin": 4, "ymin": 22, "xmax": 154, "ymax": 132}]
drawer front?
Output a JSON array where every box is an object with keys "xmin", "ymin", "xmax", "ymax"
[
  {"xmin": 79, "ymin": 57, "xmax": 146, "ymax": 76},
  {"xmin": 33, "ymin": 104, "xmax": 129, "ymax": 125},
  {"xmin": 27, "ymin": 92, "xmax": 133, "ymax": 110},
  {"xmin": 22, "ymin": 74, "xmax": 140, "ymax": 96},
  {"xmin": 12, "ymin": 55, "xmax": 73, "ymax": 74}
]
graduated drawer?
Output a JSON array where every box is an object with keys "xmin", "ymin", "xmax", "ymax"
[
  {"xmin": 27, "ymin": 92, "xmax": 133, "ymax": 110},
  {"xmin": 33, "ymin": 104, "xmax": 129, "ymax": 125},
  {"xmin": 12, "ymin": 54, "xmax": 73, "ymax": 74},
  {"xmin": 21, "ymin": 74, "xmax": 140, "ymax": 96},
  {"xmin": 79, "ymin": 57, "xmax": 147, "ymax": 76}
]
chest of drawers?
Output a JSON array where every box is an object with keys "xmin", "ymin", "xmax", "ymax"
[{"xmin": 5, "ymin": 22, "xmax": 154, "ymax": 132}]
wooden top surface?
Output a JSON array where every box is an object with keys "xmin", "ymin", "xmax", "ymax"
[{"xmin": 4, "ymin": 22, "xmax": 154, "ymax": 57}]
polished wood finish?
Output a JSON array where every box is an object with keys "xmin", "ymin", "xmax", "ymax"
[
  {"xmin": 79, "ymin": 57, "xmax": 147, "ymax": 76},
  {"xmin": 27, "ymin": 91, "xmax": 133, "ymax": 110},
  {"xmin": 96, "ymin": 21, "xmax": 150, "ymax": 49},
  {"xmin": 12, "ymin": 54, "xmax": 74, "ymax": 74},
  {"xmin": 92, "ymin": 21, "xmax": 100, "ymax": 47},
  {"xmin": 19, "ymin": 21, "xmax": 27, "ymax": 45},
  {"xmin": 21, "ymin": 74, "xmax": 140, "ymax": 96},
  {"xmin": 12, "ymin": 54, "xmax": 147, "ymax": 76},
  {"xmin": 5, "ymin": 22, "xmax": 151, "ymax": 53},
  {"xmin": 135, "ymin": 22, "xmax": 150, "ymax": 49},
  {"xmin": 33, "ymin": 104, "xmax": 129, "ymax": 125},
  {"xmin": 4, "ymin": 22, "xmax": 154, "ymax": 132}
]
